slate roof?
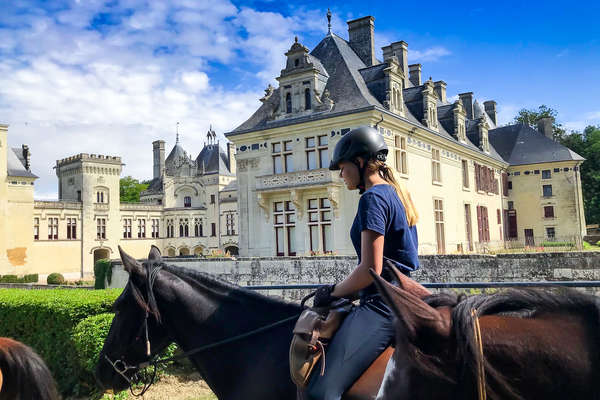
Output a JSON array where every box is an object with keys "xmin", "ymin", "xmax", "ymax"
[
  {"xmin": 7, "ymin": 147, "xmax": 37, "ymax": 178},
  {"xmin": 222, "ymin": 180, "xmax": 238, "ymax": 192},
  {"xmin": 143, "ymin": 177, "xmax": 163, "ymax": 194},
  {"xmin": 165, "ymin": 143, "xmax": 187, "ymax": 170},
  {"xmin": 489, "ymin": 124, "xmax": 585, "ymax": 166},
  {"xmin": 195, "ymin": 144, "xmax": 234, "ymax": 176}
]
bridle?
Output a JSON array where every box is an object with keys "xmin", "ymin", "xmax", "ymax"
[
  {"xmin": 104, "ymin": 263, "xmax": 301, "ymax": 397},
  {"xmin": 471, "ymin": 308, "xmax": 486, "ymax": 400}
]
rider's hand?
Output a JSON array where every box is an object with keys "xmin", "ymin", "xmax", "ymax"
[{"xmin": 313, "ymin": 284, "xmax": 338, "ymax": 308}]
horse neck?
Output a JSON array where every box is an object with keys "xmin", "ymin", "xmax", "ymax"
[{"xmin": 156, "ymin": 269, "xmax": 301, "ymax": 399}]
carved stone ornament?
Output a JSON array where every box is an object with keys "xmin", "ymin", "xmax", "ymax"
[
  {"xmin": 260, "ymin": 84, "xmax": 275, "ymax": 103},
  {"xmin": 256, "ymin": 192, "xmax": 270, "ymax": 222},
  {"xmin": 327, "ymin": 186, "xmax": 340, "ymax": 218},
  {"xmin": 97, "ymin": 176, "xmax": 105, "ymax": 184},
  {"xmin": 290, "ymin": 189, "xmax": 303, "ymax": 219}
]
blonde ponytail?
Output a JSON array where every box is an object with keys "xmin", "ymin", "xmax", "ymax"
[{"xmin": 367, "ymin": 160, "xmax": 419, "ymax": 226}]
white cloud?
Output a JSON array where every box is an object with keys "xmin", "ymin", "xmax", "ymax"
[
  {"xmin": 409, "ymin": 46, "xmax": 451, "ymax": 63},
  {"xmin": 0, "ymin": 1, "xmax": 331, "ymax": 198}
]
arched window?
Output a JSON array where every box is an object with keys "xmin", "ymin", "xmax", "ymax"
[
  {"xmin": 286, "ymin": 93, "xmax": 292, "ymax": 114},
  {"xmin": 304, "ymin": 88, "xmax": 311, "ymax": 110},
  {"xmin": 184, "ymin": 196, "xmax": 191, "ymax": 207}
]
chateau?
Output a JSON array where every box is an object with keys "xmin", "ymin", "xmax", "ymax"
[
  {"xmin": 0, "ymin": 14, "xmax": 587, "ymax": 278},
  {"xmin": 0, "ymin": 124, "xmax": 238, "ymax": 278},
  {"xmin": 225, "ymin": 15, "xmax": 586, "ymax": 257}
]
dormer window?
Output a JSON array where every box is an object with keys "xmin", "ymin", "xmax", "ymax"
[
  {"xmin": 286, "ymin": 93, "xmax": 292, "ymax": 113},
  {"xmin": 305, "ymin": 88, "xmax": 311, "ymax": 110}
]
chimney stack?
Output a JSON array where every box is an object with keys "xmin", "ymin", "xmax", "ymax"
[
  {"xmin": 459, "ymin": 92, "xmax": 474, "ymax": 119},
  {"xmin": 347, "ymin": 16, "xmax": 377, "ymax": 67},
  {"xmin": 382, "ymin": 41, "xmax": 409, "ymax": 87},
  {"xmin": 433, "ymin": 81, "xmax": 447, "ymax": 103},
  {"xmin": 227, "ymin": 142, "xmax": 236, "ymax": 175},
  {"xmin": 483, "ymin": 100, "xmax": 497, "ymax": 125},
  {"xmin": 152, "ymin": 140, "xmax": 165, "ymax": 179},
  {"xmin": 408, "ymin": 64, "xmax": 422, "ymax": 86},
  {"xmin": 21, "ymin": 145, "xmax": 31, "ymax": 171},
  {"xmin": 537, "ymin": 117, "xmax": 554, "ymax": 140}
]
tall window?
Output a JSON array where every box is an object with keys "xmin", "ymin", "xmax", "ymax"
[
  {"xmin": 179, "ymin": 218, "xmax": 189, "ymax": 237},
  {"xmin": 210, "ymin": 194, "xmax": 215, "ymax": 204},
  {"xmin": 96, "ymin": 191, "xmax": 107, "ymax": 203},
  {"xmin": 546, "ymin": 227, "xmax": 556, "ymax": 240},
  {"xmin": 542, "ymin": 170, "xmax": 551, "ymax": 179},
  {"xmin": 166, "ymin": 219, "xmax": 174, "ymax": 238},
  {"xmin": 286, "ymin": 92, "xmax": 292, "ymax": 113},
  {"xmin": 434, "ymin": 199, "xmax": 445, "ymax": 254},
  {"xmin": 274, "ymin": 201, "xmax": 296, "ymax": 256},
  {"xmin": 123, "ymin": 219, "xmax": 132, "ymax": 238},
  {"xmin": 304, "ymin": 88, "xmax": 311, "ymax": 110},
  {"xmin": 462, "ymin": 159, "xmax": 469, "ymax": 188},
  {"xmin": 151, "ymin": 219, "xmax": 160, "ymax": 238},
  {"xmin": 226, "ymin": 213, "xmax": 235, "ymax": 235},
  {"xmin": 431, "ymin": 148, "xmax": 441, "ymax": 183},
  {"xmin": 184, "ymin": 196, "xmax": 192, "ymax": 207},
  {"xmin": 48, "ymin": 217, "xmax": 58, "ymax": 240},
  {"xmin": 272, "ymin": 141, "xmax": 293, "ymax": 174},
  {"xmin": 194, "ymin": 218, "xmax": 203, "ymax": 237},
  {"xmin": 97, "ymin": 218, "xmax": 106, "ymax": 239},
  {"xmin": 544, "ymin": 206, "xmax": 555, "ymax": 218},
  {"xmin": 211, "ymin": 223, "xmax": 216, "ymax": 237},
  {"xmin": 138, "ymin": 219, "xmax": 146, "ymax": 238},
  {"xmin": 34, "ymin": 218, "xmax": 40, "ymax": 240},
  {"xmin": 306, "ymin": 135, "xmax": 328, "ymax": 170},
  {"xmin": 542, "ymin": 185, "xmax": 553, "ymax": 197},
  {"xmin": 394, "ymin": 135, "xmax": 407, "ymax": 175},
  {"xmin": 67, "ymin": 218, "xmax": 77, "ymax": 240},
  {"xmin": 307, "ymin": 198, "xmax": 332, "ymax": 253}
]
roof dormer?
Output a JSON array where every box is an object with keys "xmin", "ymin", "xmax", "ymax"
[
  {"xmin": 453, "ymin": 100, "xmax": 467, "ymax": 142},
  {"xmin": 275, "ymin": 37, "xmax": 329, "ymax": 120},
  {"xmin": 421, "ymin": 79, "xmax": 438, "ymax": 131}
]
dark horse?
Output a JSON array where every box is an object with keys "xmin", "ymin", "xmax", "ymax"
[
  {"xmin": 370, "ymin": 269, "xmax": 600, "ymax": 400},
  {"xmin": 0, "ymin": 337, "xmax": 59, "ymax": 400},
  {"xmin": 96, "ymin": 246, "xmax": 391, "ymax": 399}
]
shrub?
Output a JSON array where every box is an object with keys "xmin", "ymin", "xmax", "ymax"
[
  {"xmin": 73, "ymin": 313, "xmax": 115, "ymax": 377},
  {"xmin": 540, "ymin": 241, "xmax": 575, "ymax": 248},
  {"xmin": 0, "ymin": 288, "xmax": 122, "ymax": 396},
  {"xmin": 0, "ymin": 274, "xmax": 19, "ymax": 283},
  {"xmin": 23, "ymin": 273, "xmax": 39, "ymax": 283},
  {"xmin": 47, "ymin": 272, "xmax": 65, "ymax": 285},
  {"xmin": 94, "ymin": 259, "xmax": 113, "ymax": 289}
]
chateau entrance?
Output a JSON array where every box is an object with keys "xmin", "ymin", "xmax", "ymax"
[{"xmin": 93, "ymin": 248, "xmax": 110, "ymax": 265}]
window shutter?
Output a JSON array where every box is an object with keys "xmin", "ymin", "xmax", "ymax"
[
  {"xmin": 476, "ymin": 206, "xmax": 483, "ymax": 242},
  {"xmin": 502, "ymin": 173, "xmax": 508, "ymax": 196}
]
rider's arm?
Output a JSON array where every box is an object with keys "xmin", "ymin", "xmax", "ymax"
[{"xmin": 330, "ymin": 229, "xmax": 383, "ymax": 298}]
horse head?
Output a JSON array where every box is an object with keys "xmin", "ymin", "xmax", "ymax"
[
  {"xmin": 95, "ymin": 246, "xmax": 173, "ymax": 392},
  {"xmin": 370, "ymin": 268, "xmax": 460, "ymax": 400}
]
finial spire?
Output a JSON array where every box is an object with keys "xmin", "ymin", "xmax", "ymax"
[
  {"xmin": 327, "ymin": 8, "xmax": 332, "ymax": 34},
  {"xmin": 176, "ymin": 121, "xmax": 180, "ymax": 144}
]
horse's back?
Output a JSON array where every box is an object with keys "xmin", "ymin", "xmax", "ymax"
[{"xmin": 343, "ymin": 346, "xmax": 394, "ymax": 400}]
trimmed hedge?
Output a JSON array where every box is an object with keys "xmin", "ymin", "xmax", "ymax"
[
  {"xmin": 0, "ymin": 288, "xmax": 122, "ymax": 396},
  {"xmin": 47, "ymin": 272, "xmax": 65, "ymax": 285},
  {"xmin": 94, "ymin": 258, "xmax": 113, "ymax": 289},
  {"xmin": 540, "ymin": 241, "xmax": 575, "ymax": 248},
  {"xmin": 0, "ymin": 274, "xmax": 39, "ymax": 283}
]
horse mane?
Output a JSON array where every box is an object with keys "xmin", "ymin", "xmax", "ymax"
[
  {"xmin": 419, "ymin": 289, "xmax": 600, "ymax": 399},
  {"xmin": 125, "ymin": 259, "xmax": 301, "ymax": 323},
  {"xmin": 0, "ymin": 337, "xmax": 59, "ymax": 400}
]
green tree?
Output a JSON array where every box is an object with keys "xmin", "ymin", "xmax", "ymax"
[
  {"xmin": 119, "ymin": 176, "xmax": 149, "ymax": 203},
  {"xmin": 513, "ymin": 105, "xmax": 566, "ymax": 140},
  {"xmin": 559, "ymin": 125, "xmax": 600, "ymax": 225}
]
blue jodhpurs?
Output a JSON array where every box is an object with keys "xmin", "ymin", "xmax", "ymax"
[{"xmin": 305, "ymin": 295, "xmax": 394, "ymax": 400}]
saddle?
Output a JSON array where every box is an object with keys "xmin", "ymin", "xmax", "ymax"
[{"xmin": 289, "ymin": 298, "xmax": 352, "ymax": 388}]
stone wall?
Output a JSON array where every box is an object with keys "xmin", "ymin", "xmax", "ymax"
[{"xmin": 109, "ymin": 252, "xmax": 600, "ymax": 299}]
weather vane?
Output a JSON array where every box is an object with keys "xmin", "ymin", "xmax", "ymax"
[
  {"xmin": 176, "ymin": 122, "xmax": 180, "ymax": 144},
  {"xmin": 327, "ymin": 8, "xmax": 332, "ymax": 34}
]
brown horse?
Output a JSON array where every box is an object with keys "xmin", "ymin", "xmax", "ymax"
[
  {"xmin": 370, "ymin": 269, "xmax": 600, "ymax": 400},
  {"xmin": 0, "ymin": 337, "xmax": 59, "ymax": 400},
  {"xmin": 96, "ymin": 246, "xmax": 394, "ymax": 400}
]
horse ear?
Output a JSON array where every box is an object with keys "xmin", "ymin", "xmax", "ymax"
[
  {"xmin": 370, "ymin": 269, "xmax": 451, "ymax": 339},
  {"xmin": 384, "ymin": 260, "xmax": 432, "ymax": 299},
  {"xmin": 148, "ymin": 245, "xmax": 162, "ymax": 262},
  {"xmin": 118, "ymin": 246, "xmax": 145, "ymax": 277}
]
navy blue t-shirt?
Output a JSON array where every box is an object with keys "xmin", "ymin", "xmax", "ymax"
[{"xmin": 350, "ymin": 184, "xmax": 419, "ymax": 282}]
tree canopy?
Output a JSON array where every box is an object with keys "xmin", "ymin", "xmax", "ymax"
[
  {"xmin": 513, "ymin": 105, "xmax": 566, "ymax": 140},
  {"xmin": 559, "ymin": 126, "xmax": 600, "ymax": 225},
  {"xmin": 119, "ymin": 176, "xmax": 149, "ymax": 203}
]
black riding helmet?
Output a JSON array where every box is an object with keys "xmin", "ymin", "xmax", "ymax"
[{"xmin": 329, "ymin": 125, "xmax": 388, "ymax": 193}]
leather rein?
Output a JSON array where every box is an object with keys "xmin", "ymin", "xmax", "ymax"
[{"xmin": 104, "ymin": 264, "xmax": 302, "ymax": 397}]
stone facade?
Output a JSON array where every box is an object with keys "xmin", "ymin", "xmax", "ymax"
[
  {"xmin": 226, "ymin": 15, "xmax": 585, "ymax": 258},
  {"xmin": 0, "ymin": 125, "xmax": 238, "ymax": 279}
]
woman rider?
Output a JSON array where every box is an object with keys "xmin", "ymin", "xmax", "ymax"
[{"xmin": 306, "ymin": 125, "xmax": 420, "ymax": 400}]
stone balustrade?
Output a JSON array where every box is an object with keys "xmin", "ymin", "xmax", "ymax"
[{"xmin": 256, "ymin": 168, "xmax": 338, "ymax": 191}]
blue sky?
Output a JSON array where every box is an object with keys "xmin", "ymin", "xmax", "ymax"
[{"xmin": 1, "ymin": 0, "xmax": 598, "ymax": 198}]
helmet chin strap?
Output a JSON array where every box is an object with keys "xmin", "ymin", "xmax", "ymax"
[{"xmin": 353, "ymin": 159, "xmax": 367, "ymax": 194}]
